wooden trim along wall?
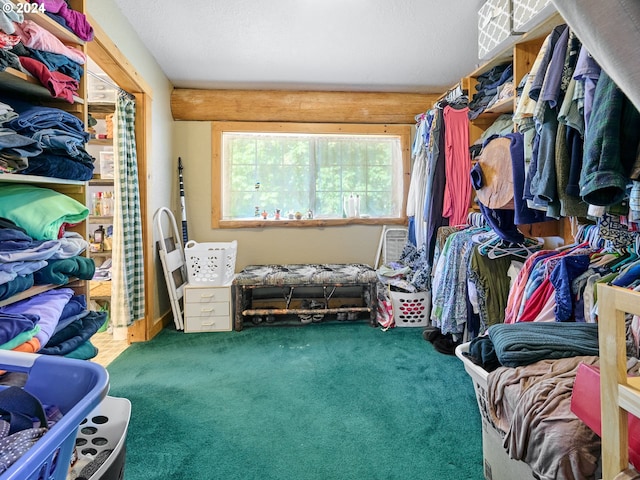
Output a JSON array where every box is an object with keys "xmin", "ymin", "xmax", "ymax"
[
  {"xmin": 172, "ymin": 89, "xmax": 439, "ymax": 124},
  {"xmin": 211, "ymin": 121, "xmax": 412, "ymax": 229}
]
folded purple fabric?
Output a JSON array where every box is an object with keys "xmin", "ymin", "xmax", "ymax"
[
  {"xmin": 0, "ymin": 312, "xmax": 39, "ymax": 345},
  {"xmin": 0, "ymin": 287, "xmax": 74, "ymax": 348},
  {"xmin": 31, "ymin": 0, "xmax": 93, "ymax": 41}
]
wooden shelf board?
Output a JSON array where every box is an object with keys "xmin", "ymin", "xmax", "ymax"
[
  {"xmin": 484, "ymin": 97, "xmax": 514, "ymax": 114},
  {"xmin": 89, "ymin": 251, "xmax": 112, "ymax": 258},
  {"xmin": 620, "ymin": 384, "xmax": 640, "ymax": 419},
  {"xmin": 88, "ymin": 215, "xmax": 114, "ymax": 223},
  {"xmin": 0, "ymin": 278, "xmax": 82, "ymax": 307},
  {"xmin": 90, "ymin": 295, "xmax": 111, "ymax": 300},
  {"xmin": 0, "ymin": 173, "xmax": 85, "ymax": 186},
  {"xmin": 88, "ymin": 102, "xmax": 116, "ymax": 114},
  {"xmin": 89, "ymin": 178, "xmax": 115, "ymax": 186},
  {"xmin": 0, "ymin": 68, "xmax": 83, "ymax": 104},
  {"xmin": 88, "ymin": 138, "xmax": 113, "ymax": 146}
]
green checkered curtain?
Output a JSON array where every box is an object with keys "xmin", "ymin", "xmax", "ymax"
[{"xmin": 111, "ymin": 91, "xmax": 145, "ymax": 336}]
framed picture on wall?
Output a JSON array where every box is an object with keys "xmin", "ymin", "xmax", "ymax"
[{"xmin": 99, "ymin": 151, "xmax": 115, "ymax": 179}]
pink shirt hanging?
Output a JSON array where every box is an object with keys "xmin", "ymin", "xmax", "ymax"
[{"xmin": 441, "ymin": 105, "xmax": 472, "ymax": 227}]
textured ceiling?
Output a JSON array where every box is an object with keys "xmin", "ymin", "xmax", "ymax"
[{"xmin": 111, "ymin": 0, "xmax": 486, "ymax": 94}]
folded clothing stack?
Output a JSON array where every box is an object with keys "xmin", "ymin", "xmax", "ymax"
[
  {"xmin": 1, "ymin": 99, "xmax": 94, "ymax": 181},
  {"xmin": 468, "ymin": 62, "xmax": 513, "ymax": 120},
  {"xmin": 92, "ymin": 258, "xmax": 112, "ymax": 282}
]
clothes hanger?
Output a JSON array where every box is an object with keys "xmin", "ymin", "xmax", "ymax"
[
  {"xmin": 486, "ymin": 236, "xmax": 543, "ymax": 260},
  {"xmin": 558, "ymin": 222, "xmax": 592, "ymax": 251},
  {"xmin": 466, "ymin": 211, "xmax": 486, "ymax": 229},
  {"xmin": 608, "ymin": 244, "xmax": 639, "ymax": 272},
  {"xmin": 470, "ymin": 229, "xmax": 495, "ymax": 246},
  {"xmin": 472, "ymin": 229, "xmax": 542, "ymax": 260}
]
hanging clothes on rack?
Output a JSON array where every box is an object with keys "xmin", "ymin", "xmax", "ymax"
[
  {"xmin": 503, "ymin": 219, "xmax": 640, "ymax": 326},
  {"xmin": 423, "ymin": 104, "xmax": 449, "ymax": 264},
  {"xmin": 406, "ymin": 111, "xmax": 433, "ymax": 249},
  {"xmin": 431, "ymin": 222, "xmax": 543, "ymax": 338},
  {"xmin": 431, "ymin": 223, "xmax": 488, "ymax": 338}
]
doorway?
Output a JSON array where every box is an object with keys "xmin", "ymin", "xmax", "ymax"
[
  {"xmin": 87, "ymin": 17, "xmax": 158, "ymax": 344},
  {"xmin": 85, "ymin": 59, "xmax": 128, "ymax": 365}
]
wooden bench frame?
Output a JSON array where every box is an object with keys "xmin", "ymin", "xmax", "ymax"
[{"xmin": 234, "ymin": 280, "xmax": 378, "ymax": 331}]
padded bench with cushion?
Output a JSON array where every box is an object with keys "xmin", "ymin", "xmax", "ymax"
[{"xmin": 233, "ymin": 263, "xmax": 378, "ymax": 330}]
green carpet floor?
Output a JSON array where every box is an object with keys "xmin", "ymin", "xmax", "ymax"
[{"xmin": 106, "ymin": 323, "xmax": 484, "ymax": 480}]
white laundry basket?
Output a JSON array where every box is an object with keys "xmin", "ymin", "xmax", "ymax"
[
  {"xmin": 389, "ymin": 290, "xmax": 430, "ymax": 327},
  {"xmin": 184, "ymin": 240, "xmax": 237, "ymax": 286},
  {"xmin": 456, "ymin": 343, "xmax": 537, "ymax": 480},
  {"xmin": 73, "ymin": 396, "xmax": 131, "ymax": 480}
]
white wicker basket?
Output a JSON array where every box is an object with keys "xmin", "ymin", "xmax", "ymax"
[
  {"xmin": 389, "ymin": 290, "xmax": 430, "ymax": 327},
  {"xmin": 184, "ymin": 240, "xmax": 237, "ymax": 286}
]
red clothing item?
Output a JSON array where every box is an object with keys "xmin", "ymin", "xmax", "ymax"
[
  {"xmin": 0, "ymin": 32, "xmax": 20, "ymax": 48},
  {"xmin": 442, "ymin": 105, "xmax": 472, "ymax": 226},
  {"xmin": 19, "ymin": 56, "xmax": 78, "ymax": 103},
  {"xmin": 518, "ymin": 277, "xmax": 555, "ymax": 322},
  {"xmin": 504, "ymin": 250, "xmax": 552, "ymax": 324}
]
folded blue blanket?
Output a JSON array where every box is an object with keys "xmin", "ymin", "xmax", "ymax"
[
  {"xmin": 0, "ymin": 274, "xmax": 33, "ymax": 301},
  {"xmin": 22, "ymin": 153, "xmax": 94, "ymax": 181},
  {"xmin": 488, "ymin": 322, "xmax": 600, "ymax": 367},
  {"xmin": 33, "ymin": 256, "xmax": 95, "ymax": 285},
  {"xmin": 41, "ymin": 311, "xmax": 106, "ymax": 355}
]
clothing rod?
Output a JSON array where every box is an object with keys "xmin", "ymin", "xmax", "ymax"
[{"xmin": 437, "ymin": 83, "xmax": 468, "ymax": 103}]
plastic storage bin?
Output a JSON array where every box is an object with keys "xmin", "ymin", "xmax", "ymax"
[
  {"xmin": 73, "ymin": 396, "xmax": 131, "ymax": 480},
  {"xmin": 0, "ymin": 350, "xmax": 109, "ymax": 480},
  {"xmin": 184, "ymin": 240, "xmax": 237, "ymax": 286},
  {"xmin": 478, "ymin": 0, "xmax": 519, "ymax": 60},
  {"xmin": 389, "ymin": 290, "xmax": 431, "ymax": 327},
  {"xmin": 512, "ymin": 0, "xmax": 555, "ymax": 32}
]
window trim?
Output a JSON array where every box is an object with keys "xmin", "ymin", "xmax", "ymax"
[{"xmin": 211, "ymin": 121, "xmax": 412, "ymax": 228}]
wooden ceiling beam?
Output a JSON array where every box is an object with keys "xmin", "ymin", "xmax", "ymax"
[{"xmin": 171, "ymin": 89, "xmax": 438, "ymax": 124}]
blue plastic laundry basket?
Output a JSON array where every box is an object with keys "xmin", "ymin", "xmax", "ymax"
[{"xmin": 0, "ymin": 350, "xmax": 109, "ymax": 480}]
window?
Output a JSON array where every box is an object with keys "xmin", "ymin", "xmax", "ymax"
[{"xmin": 212, "ymin": 122, "xmax": 411, "ymax": 228}]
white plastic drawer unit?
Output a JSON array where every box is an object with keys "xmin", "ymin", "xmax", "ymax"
[
  {"xmin": 183, "ymin": 285, "xmax": 233, "ymax": 332},
  {"xmin": 185, "ymin": 286, "xmax": 231, "ymax": 304},
  {"xmin": 184, "ymin": 302, "xmax": 230, "ymax": 317}
]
